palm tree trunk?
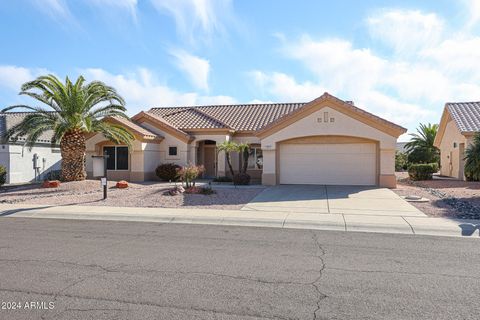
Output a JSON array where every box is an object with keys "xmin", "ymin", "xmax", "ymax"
[
  {"xmin": 225, "ymin": 152, "xmax": 235, "ymax": 177},
  {"xmin": 60, "ymin": 129, "xmax": 87, "ymax": 181},
  {"xmin": 242, "ymin": 148, "xmax": 249, "ymax": 174}
]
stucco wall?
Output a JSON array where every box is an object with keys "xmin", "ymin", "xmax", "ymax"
[
  {"xmin": 260, "ymin": 107, "xmax": 398, "ymax": 187},
  {"xmin": 439, "ymin": 119, "xmax": 468, "ymax": 179},
  {"xmin": 3, "ymin": 144, "xmax": 61, "ymax": 184},
  {"xmin": 140, "ymin": 122, "xmax": 189, "ymax": 166}
]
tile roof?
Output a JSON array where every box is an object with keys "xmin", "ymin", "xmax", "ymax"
[
  {"xmin": 0, "ymin": 112, "xmax": 55, "ymax": 144},
  {"xmin": 107, "ymin": 116, "xmax": 159, "ymax": 139},
  {"xmin": 446, "ymin": 102, "xmax": 480, "ymax": 132},
  {"xmin": 158, "ymin": 108, "xmax": 233, "ymax": 130},
  {"xmin": 148, "ymin": 102, "xmax": 307, "ymax": 131}
]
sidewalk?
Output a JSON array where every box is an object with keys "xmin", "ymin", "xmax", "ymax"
[{"xmin": 0, "ymin": 203, "xmax": 479, "ymax": 238}]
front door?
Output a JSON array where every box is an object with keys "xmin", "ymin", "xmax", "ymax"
[{"xmin": 203, "ymin": 146, "xmax": 216, "ymax": 178}]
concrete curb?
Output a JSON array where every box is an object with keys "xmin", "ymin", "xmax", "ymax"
[{"xmin": 0, "ymin": 204, "xmax": 479, "ymax": 238}]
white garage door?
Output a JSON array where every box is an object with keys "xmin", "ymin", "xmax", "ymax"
[{"xmin": 279, "ymin": 143, "xmax": 376, "ymax": 185}]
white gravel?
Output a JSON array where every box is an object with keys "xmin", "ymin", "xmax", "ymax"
[{"xmin": 0, "ymin": 180, "xmax": 265, "ymax": 210}]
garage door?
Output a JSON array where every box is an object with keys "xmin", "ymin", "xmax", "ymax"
[{"xmin": 279, "ymin": 143, "xmax": 376, "ymax": 185}]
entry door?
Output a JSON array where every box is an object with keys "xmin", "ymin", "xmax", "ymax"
[
  {"xmin": 279, "ymin": 143, "xmax": 376, "ymax": 185},
  {"xmin": 203, "ymin": 146, "xmax": 216, "ymax": 178}
]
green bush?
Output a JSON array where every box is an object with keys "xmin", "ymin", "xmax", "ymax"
[
  {"xmin": 465, "ymin": 133, "xmax": 480, "ymax": 181},
  {"xmin": 428, "ymin": 162, "xmax": 439, "ymax": 173},
  {"xmin": 233, "ymin": 173, "xmax": 251, "ymax": 185},
  {"xmin": 0, "ymin": 165, "xmax": 6, "ymax": 186},
  {"xmin": 213, "ymin": 176, "xmax": 233, "ymax": 182},
  {"xmin": 408, "ymin": 163, "xmax": 436, "ymax": 181},
  {"xmin": 395, "ymin": 151, "xmax": 409, "ymax": 171},
  {"xmin": 155, "ymin": 163, "xmax": 181, "ymax": 181}
]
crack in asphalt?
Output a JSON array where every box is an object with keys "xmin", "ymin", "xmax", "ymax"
[
  {"xmin": 310, "ymin": 231, "xmax": 328, "ymax": 320},
  {"xmin": 328, "ymin": 267, "xmax": 480, "ymax": 279},
  {"xmin": 0, "ymin": 287, "xmax": 292, "ymax": 320}
]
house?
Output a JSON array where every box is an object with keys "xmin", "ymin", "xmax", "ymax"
[
  {"xmin": 0, "ymin": 112, "xmax": 62, "ymax": 184},
  {"xmin": 434, "ymin": 101, "xmax": 480, "ymax": 180},
  {"xmin": 86, "ymin": 93, "xmax": 406, "ymax": 188}
]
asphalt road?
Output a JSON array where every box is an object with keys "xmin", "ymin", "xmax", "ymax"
[{"xmin": 0, "ymin": 218, "xmax": 479, "ymax": 320}]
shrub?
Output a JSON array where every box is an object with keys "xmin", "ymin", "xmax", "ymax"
[
  {"xmin": 408, "ymin": 163, "xmax": 436, "ymax": 181},
  {"xmin": 465, "ymin": 133, "xmax": 480, "ymax": 181},
  {"xmin": 0, "ymin": 165, "xmax": 6, "ymax": 186},
  {"xmin": 395, "ymin": 151, "xmax": 408, "ymax": 171},
  {"xmin": 155, "ymin": 163, "xmax": 181, "ymax": 181},
  {"xmin": 233, "ymin": 172, "xmax": 251, "ymax": 185},
  {"xmin": 213, "ymin": 176, "xmax": 233, "ymax": 182},
  {"xmin": 177, "ymin": 164, "xmax": 205, "ymax": 188},
  {"xmin": 428, "ymin": 162, "xmax": 439, "ymax": 173}
]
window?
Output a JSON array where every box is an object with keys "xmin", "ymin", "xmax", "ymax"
[
  {"xmin": 247, "ymin": 147, "xmax": 263, "ymax": 170},
  {"xmin": 168, "ymin": 146, "xmax": 178, "ymax": 156},
  {"xmin": 103, "ymin": 146, "xmax": 129, "ymax": 170}
]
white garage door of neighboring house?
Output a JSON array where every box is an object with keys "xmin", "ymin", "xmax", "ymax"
[{"xmin": 279, "ymin": 143, "xmax": 377, "ymax": 185}]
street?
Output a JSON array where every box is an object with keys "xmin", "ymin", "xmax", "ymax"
[{"xmin": 0, "ymin": 218, "xmax": 479, "ymax": 320}]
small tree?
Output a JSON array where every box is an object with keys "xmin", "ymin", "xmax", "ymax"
[
  {"xmin": 177, "ymin": 164, "xmax": 205, "ymax": 188},
  {"xmin": 464, "ymin": 133, "xmax": 480, "ymax": 181}
]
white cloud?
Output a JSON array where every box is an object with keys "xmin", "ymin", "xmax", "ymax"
[
  {"xmin": 170, "ymin": 49, "xmax": 210, "ymax": 91},
  {"xmin": 86, "ymin": 0, "xmax": 138, "ymax": 22},
  {"xmin": 367, "ymin": 9, "xmax": 444, "ymax": 54},
  {"xmin": 150, "ymin": 0, "xmax": 234, "ymax": 44},
  {"xmin": 463, "ymin": 0, "xmax": 480, "ymax": 28},
  {"xmin": 81, "ymin": 67, "xmax": 235, "ymax": 115},
  {"xmin": 250, "ymin": 71, "xmax": 325, "ymax": 102},
  {"xmin": 0, "ymin": 66, "xmax": 50, "ymax": 91},
  {"xmin": 30, "ymin": 0, "xmax": 77, "ymax": 24}
]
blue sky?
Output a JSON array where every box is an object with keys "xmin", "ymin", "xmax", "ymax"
[{"xmin": 1, "ymin": 0, "xmax": 480, "ymax": 140}]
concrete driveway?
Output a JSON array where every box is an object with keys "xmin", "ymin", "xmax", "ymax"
[{"xmin": 242, "ymin": 185, "xmax": 426, "ymax": 217}]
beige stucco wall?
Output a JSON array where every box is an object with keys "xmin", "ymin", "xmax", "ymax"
[
  {"xmin": 140, "ymin": 122, "xmax": 189, "ymax": 166},
  {"xmin": 439, "ymin": 120, "xmax": 469, "ymax": 179},
  {"xmin": 260, "ymin": 107, "xmax": 398, "ymax": 187}
]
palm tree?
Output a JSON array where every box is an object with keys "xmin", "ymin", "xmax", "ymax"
[
  {"xmin": 405, "ymin": 123, "xmax": 439, "ymax": 164},
  {"xmin": 464, "ymin": 133, "xmax": 480, "ymax": 181},
  {"xmin": 237, "ymin": 143, "xmax": 250, "ymax": 174},
  {"xmin": 217, "ymin": 140, "xmax": 238, "ymax": 177},
  {"xmin": 2, "ymin": 74, "xmax": 133, "ymax": 181}
]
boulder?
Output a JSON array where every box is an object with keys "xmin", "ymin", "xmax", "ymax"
[
  {"xmin": 42, "ymin": 180, "xmax": 60, "ymax": 188},
  {"xmin": 116, "ymin": 180, "xmax": 128, "ymax": 189}
]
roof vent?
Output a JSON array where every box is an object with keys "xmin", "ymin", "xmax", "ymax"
[{"xmin": 345, "ymin": 100, "xmax": 354, "ymax": 106}]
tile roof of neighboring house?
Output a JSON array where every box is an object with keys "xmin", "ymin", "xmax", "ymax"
[
  {"xmin": 446, "ymin": 102, "xmax": 480, "ymax": 132},
  {"xmin": 0, "ymin": 112, "xmax": 55, "ymax": 144},
  {"xmin": 0, "ymin": 113, "xmax": 159, "ymax": 144},
  {"xmin": 148, "ymin": 102, "xmax": 307, "ymax": 131}
]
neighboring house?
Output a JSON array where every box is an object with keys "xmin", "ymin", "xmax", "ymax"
[
  {"xmin": 0, "ymin": 112, "xmax": 62, "ymax": 184},
  {"xmin": 434, "ymin": 101, "xmax": 480, "ymax": 180},
  {"xmin": 86, "ymin": 93, "xmax": 406, "ymax": 188}
]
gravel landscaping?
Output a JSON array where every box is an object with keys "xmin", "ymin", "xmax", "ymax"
[
  {"xmin": 394, "ymin": 172, "xmax": 480, "ymax": 219},
  {"xmin": 0, "ymin": 180, "xmax": 265, "ymax": 210}
]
